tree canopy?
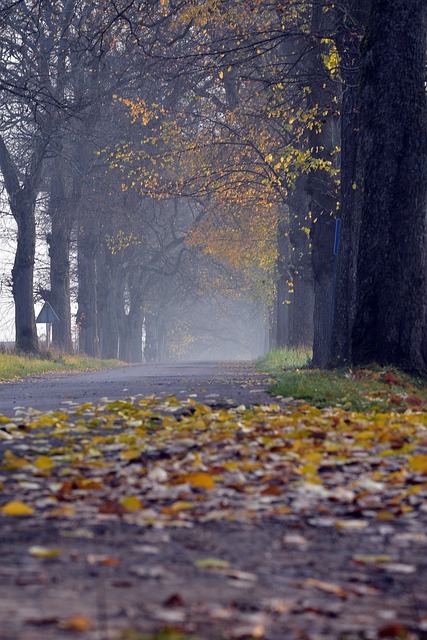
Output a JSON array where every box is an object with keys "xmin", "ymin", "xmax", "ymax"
[{"xmin": 0, "ymin": 0, "xmax": 425, "ymax": 373}]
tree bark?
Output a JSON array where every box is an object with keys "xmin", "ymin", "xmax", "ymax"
[
  {"xmin": 12, "ymin": 190, "xmax": 39, "ymax": 353},
  {"xmin": 0, "ymin": 134, "xmax": 48, "ymax": 353},
  {"xmin": 352, "ymin": 0, "xmax": 427, "ymax": 374},
  {"xmin": 329, "ymin": 2, "xmax": 369, "ymax": 367},
  {"xmin": 77, "ymin": 225, "xmax": 99, "ymax": 357},
  {"xmin": 288, "ymin": 186, "xmax": 314, "ymax": 349},
  {"xmin": 97, "ymin": 245, "xmax": 119, "ymax": 359},
  {"xmin": 275, "ymin": 215, "xmax": 290, "ymax": 348},
  {"xmin": 116, "ymin": 268, "xmax": 145, "ymax": 363},
  {"xmin": 306, "ymin": 2, "xmax": 340, "ymax": 367},
  {"xmin": 47, "ymin": 155, "xmax": 75, "ymax": 354}
]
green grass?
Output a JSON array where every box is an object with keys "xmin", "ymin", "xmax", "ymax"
[
  {"xmin": 256, "ymin": 347, "xmax": 311, "ymax": 372},
  {"xmin": 0, "ymin": 351, "xmax": 121, "ymax": 381},
  {"xmin": 257, "ymin": 349, "xmax": 427, "ymax": 411}
]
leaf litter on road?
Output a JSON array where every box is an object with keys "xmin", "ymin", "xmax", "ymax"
[
  {"xmin": 2, "ymin": 388, "xmax": 427, "ymax": 638},
  {"xmin": 1, "ymin": 394, "xmax": 427, "ymax": 528}
]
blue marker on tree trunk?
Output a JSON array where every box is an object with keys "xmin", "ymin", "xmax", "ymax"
[
  {"xmin": 329, "ymin": 219, "xmax": 341, "ymax": 341},
  {"xmin": 333, "ymin": 218, "xmax": 341, "ymax": 256}
]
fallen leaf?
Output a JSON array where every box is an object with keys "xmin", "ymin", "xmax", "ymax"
[
  {"xmin": 408, "ymin": 454, "xmax": 427, "ymax": 474},
  {"xmin": 382, "ymin": 563, "xmax": 416, "ymax": 574},
  {"xmin": 120, "ymin": 496, "xmax": 143, "ymax": 511},
  {"xmin": 29, "ymin": 546, "xmax": 61, "ymax": 558},
  {"xmin": 378, "ymin": 623, "xmax": 409, "ymax": 638},
  {"xmin": 58, "ymin": 616, "xmax": 94, "ymax": 632},
  {"xmin": 184, "ymin": 471, "xmax": 216, "ymax": 489},
  {"xmin": 1, "ymin": 500, "xmax": 34, "ymax": 516},
  {"xmin": 304, "ymin": 578, "xmax": 347, "ymax": 598},
  {"xmin": 163, "ymin": 593, "xmax": 185, "ymax": 607},
  {"xmin": 34, "ymin": 455, "xmax": 54, "ymax": 470},
  {"xmin": 196, "ymin": 557, "xmax": 230, "ymax": 569},
  {"xmin": 352, "ymin": 554, "xmax": 393, "ymax": 564},
  {"xmin": 335, "ymin": 519, "xmax": 369, "ymax": 530},
  {"xmin": 383, "ymin": 371, "xmax": 401, "ymax": 385}
]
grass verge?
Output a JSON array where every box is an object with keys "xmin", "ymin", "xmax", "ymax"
[
  {"xmin": 256, "ymin": 347, "xmax": 311, "ymax": 372},
  {"xmin": 257, "ymin": 349, "xmax": 427, "ymax": 412},
  {"xmin": 0, "ymin": 351, "xmax": 121, "ymax": 382}
]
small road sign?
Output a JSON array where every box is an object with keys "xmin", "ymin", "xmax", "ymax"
[
  {"xmin": 36, "ymin": 302, "xmax": 60, "ymax": 324},
  {"xmin": 36, "ymin": 302, "xmax": 60, "ymax": 349}
]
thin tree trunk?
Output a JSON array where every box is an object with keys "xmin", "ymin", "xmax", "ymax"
[
  {"xmin": 47, "ymin": 156, "xmax": 74, "ymax": 353},
  {"xmin": 97, "ymin": 246, "xmax": 119, "ymax": 359},
  {"xmin": 144, "ymin": 313, "xmax": 158, "ymax": 362},
  {"xmin": 288, "ymin": 186, "xmax": 314, "ymax": 349},
  {"xmin": 77, "ymin": 226, "xmax": 99, "ymax": 356},
  {"xmin": 115, "ymin": 268, "xmax": 144, "ymax": 363},
  {"xmin": 275, "ymin": 216, "xmax": 290, "ymax": 348},
  {"xmin": 126, "ymin": 273, "xmax": 144, "ymax": 362},
  {"xmin": 352, "ymin": 0, "xmax": 427, "ymax": 374}
]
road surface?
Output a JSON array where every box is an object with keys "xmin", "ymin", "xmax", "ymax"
[{"xmin": 0, "ymin": 360, "xmax": 273, "ymax": 417}]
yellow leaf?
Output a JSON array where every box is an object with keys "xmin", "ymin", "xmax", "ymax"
[
  {"xmin": 186, "ymin": 472, "xmax": 216, "ymax": 489},
  {"xmin": 353, "ymin": 554, "xmax": 393, "ymax": 564},
  {"xmin": 29, "ymin": 546, "xmax": 61, "ymax": 558},
  {"xmin": 168, "ymin": 501, "xmax": 194, "ymax": 512},
  {"xmin": 408, "ymin": 454, "xmax": 427, "ymax": 474},
  {"xmin": 300, "ymin": 463, "xmax": 318, "ymax": 476},
  {"xmin": 196, "ymin": 557, "xmax": 230, "ymax": 569},
  {"xmin": 1, "ymin": 500, "xmax": 34, "ymax": 516},
  {"xmin": 303, "ymin": 452, "xmax": 323, "ymax": 464},
  {"xmin": 2, "ymin": 450, "xmax": 29, "ymax": 470},
  {"xmin": 59, "ymin": 616, "xmax": 93, "ymax": 632},
  {"xmin": 34, "ymin": 455, "xmax": 54, "ymax": 470},
  {"xmin": 120, "ymin": 496, "xmax": 143, "ymax": 511},
  {"xmin": 119, "ymin": 449, "xmax": 141, "ymax": 461}
]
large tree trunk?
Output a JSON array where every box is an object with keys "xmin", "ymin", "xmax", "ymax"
[
  {"xmin": 329, "ymin": 3, "xmax": 369, "ymax": 367},
  {"xmin": 306, "ymin": 3, "xmax": 340, "ymax": 367},
  {"xmin": 97, "ymin": 245, "xmax": 119, "ymax": 359},
  {"xmin": 12, "ymin": 191, "xmax": 39, "ymax": 353},
  {"xmin": 352, "ymin": 0, "xmax": 427, "ymax": 374},
  {"xmin": 0, "ymin": 135, "xmax": 47, "ymax": 353}
]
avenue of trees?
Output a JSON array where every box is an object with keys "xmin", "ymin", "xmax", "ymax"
[{"xmin": 0, "ymin": 0, "xmax": 425, "ymax": 374}]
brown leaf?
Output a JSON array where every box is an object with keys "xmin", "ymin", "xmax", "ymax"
[
  {"xmin": 383, "ymin": 371, "xmax": 401, "ymax": 385},
  {"xmin": 163, "ymin": 593, "xmax": 185, "ymax": 607},
  {"xmin": 58, "ymin": 616, "xmax": 94, "ymax": 632},
  {"xmin": 378, "ymin": 623, "xmax": 408, "ymax": 638},
  {"xmin": 304, "ymin": 578, "xmax": 347, "ymax": 599},
  {"xmin": 98, "ymin": 500, "xmax": 126, "ymax": 515}
]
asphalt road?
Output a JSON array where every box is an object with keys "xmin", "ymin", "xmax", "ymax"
[{"xmin": 0, "ymin": 361, "xmax": 273, "ymax": 417}]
